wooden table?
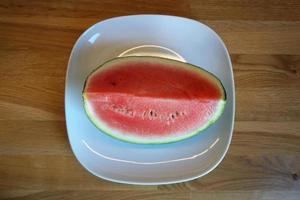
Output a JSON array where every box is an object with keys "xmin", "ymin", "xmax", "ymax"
[{"xmin": 1, "ymin": 1, "xmax": 300, "ymax": 199}]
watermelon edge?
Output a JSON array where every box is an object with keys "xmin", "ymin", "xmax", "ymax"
[{"xmin": 82, "ymin": 56, "xmax": 227, "ymax": 144}]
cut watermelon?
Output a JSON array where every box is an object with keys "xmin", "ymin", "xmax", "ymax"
[{"xmin": 83, "ymin": 56, "xmax": 226, "ymax": 144}]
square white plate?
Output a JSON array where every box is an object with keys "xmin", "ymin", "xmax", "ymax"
[{"xmin": 65, "ymin": 15, "xmax": 235, "ymax": 185}]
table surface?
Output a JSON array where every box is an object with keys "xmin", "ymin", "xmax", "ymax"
[{"xmin": 1, "ymin": 0, "xmax": 300, "ymax": 199}]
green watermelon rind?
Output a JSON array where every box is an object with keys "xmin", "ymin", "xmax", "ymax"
[{"xmin": 82, "ymin": 56, "xmax": 227, "ymax": 144}]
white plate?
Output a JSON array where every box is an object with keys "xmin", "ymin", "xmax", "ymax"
[{"xmin": 65, "ymin": 15, "xmax": 235, "ymax": 185}]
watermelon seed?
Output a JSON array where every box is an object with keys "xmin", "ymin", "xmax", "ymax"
[
  {"xmin": 148, "ymin": 109, "xmax": 160, "ymax": 120},
  {"xmin": 159, "ymin": 114, "xmax": 164, "ymax": 120},
  {"xmin": 149, "ymin": 110, "xmax": 155, "ymax": 120},
  {"xmin": 170, "ymin": 114, "xmax": 176, "ymax": 120},
  {"xmin": 149, "ymin": 110, "xmax": 154, "ymax": 116},
  {"xmin": 127, "ymin": 110, "xmax": 134, "ymax": 117},
  {"xmin": 142, "ymin": 111, "xmax": 147, "ymax": 119},
  {"xmin": 108, "ymin": 104, "xmax": 136, "ymax": 117}
]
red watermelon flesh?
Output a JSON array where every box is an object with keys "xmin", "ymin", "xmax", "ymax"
[{"xmin": 83, "ymin": 56, "xmax": 226, "ymax": 144}]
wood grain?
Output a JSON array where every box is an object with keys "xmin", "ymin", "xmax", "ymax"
[
  {"xmin": 0, "ymin": 0, "xmax": 300, "ymax": 199},
  {"xmin": 1, "ymin": 191, "xmax": 300, "ymax": 200},
  {"xmin": 1, "ymin": 19, "xmax": 300, "ymax": 55}
]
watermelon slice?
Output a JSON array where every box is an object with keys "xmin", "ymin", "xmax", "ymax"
[{"xmin": 83, "ymin": 56, "xmax": 226, "ymax": 144}]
